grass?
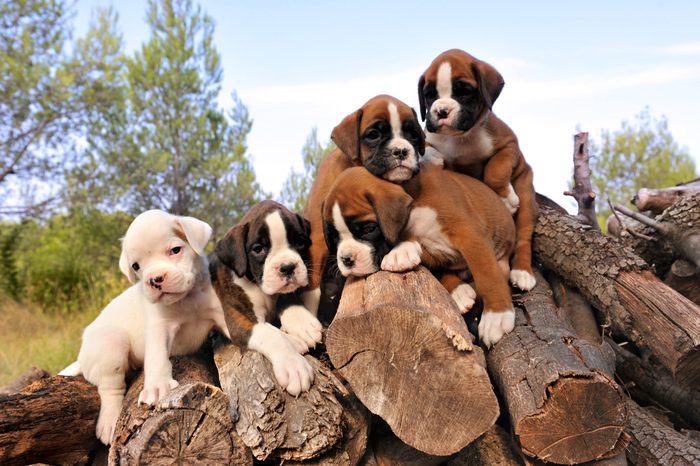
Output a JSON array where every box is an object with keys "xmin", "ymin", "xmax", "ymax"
[{"xmin": 0, "ymin": 297, "xmax": 102, "ymax": 386}]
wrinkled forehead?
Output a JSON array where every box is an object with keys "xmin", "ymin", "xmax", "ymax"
[
  {"xmin": 123, "ymin": 213, "xmax": 182, "ymax": 259},
  {"xmin": 423, "ymin": 50, "xmax": 477, "ymax": 84},
  {"xmin": 325, "ymin": 169, "xmax": 383, "ymax": 223},
  {"xmin": 360, "ymin": 96, "xmax": 415, "ymax": 131}
]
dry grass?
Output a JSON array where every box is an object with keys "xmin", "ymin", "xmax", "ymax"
[{"xmin": 0, "ymin": 297, "xmax": 101, "ymax": 386}]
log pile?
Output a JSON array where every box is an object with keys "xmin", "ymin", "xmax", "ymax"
[{"xmin": 1, "ymin": 133, "xmax": 700, "ymax": 465}]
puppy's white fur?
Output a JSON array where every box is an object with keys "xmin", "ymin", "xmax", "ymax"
[
  {"xmin": 333, "ymin": 202, "xmax": 378, "ymax": 277},
  {"xmin": 61, "ymin": 210, "xmax": 229, "ymax": 445}
]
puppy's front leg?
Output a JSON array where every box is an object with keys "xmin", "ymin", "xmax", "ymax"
[
  {"xmin": 278, "ymin": 292, "xmax": 323, "ymax": 351},
  {"xmin": 381, "ymin": 239, "xmax": 422, "ymax": 272},
  {"xmin": 139, "ymin": 320, "xmax": 179, "ymax": 405}
]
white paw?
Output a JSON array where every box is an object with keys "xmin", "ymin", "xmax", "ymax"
[
  {"xmin": 138, "ymin": 378, "xmax": 179, "ymax": 405},
  {"xmin": 381, "ymin": 241, "xmax": 422, "ymax": 272},
  {"xmin": 95, "ymin": 400, "xmax": 121, "ymax": 445},
  {"xmin": 478, "ymin": 309, "xmax": 515, "ymax": 348},
  {"xmin": 451, "ymin": 283, "xmax": 476, "ymax": 313},
  {"xmin": 280, "ymin": 305, "xmax": 323, "ymax": 350},
  {"xmin": 510, "ymin": 269, "xmax": 536, "ymax": 291},
  {"xmin": 421, "ymin": 147, "xmax": 445, "ymax": 167},
  {"xmin": 502, "ymin": 184, "xmax": 520, "ymax": 214},
  {"xmin": 270, "ymin": 350, "xmax": 314, "ymax": 396}
]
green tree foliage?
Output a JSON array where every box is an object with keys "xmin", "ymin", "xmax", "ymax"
[
  {"xmin": 590, "ymin": 108, "xmax": 697, "ymax": 227},
  {"xmin": 280, "ymin": 127, "xmax": 335, "ymax": 213},
  {"xmin": 90, "ymin": 0, "xmax": 262, "ymax": 238},
  {"xmin": 0, "ymin": 1, "xmax": 125, "ymax": 216}
]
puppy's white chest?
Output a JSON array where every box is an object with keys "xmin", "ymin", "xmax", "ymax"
[
  {"xmin": 427, "ymin": 127, "xmax": 494, "ymax": 163},
  {"xmin": 407, "ymin": 207, "xmax": 458, "ymax": 259}
]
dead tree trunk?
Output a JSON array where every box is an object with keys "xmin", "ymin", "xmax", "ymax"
[
  {"xmin": 633, "ymin": 184, "xmax": 700, "ymax": 215},
  {"xmin": 212, "ymin": 341, "xmax": 345, "ymax": 463},
  {"xmin": 533, "ymin": 203, "xmax": 700, "ymax": 388},
  {"xmin": 0, "ymin": 375, "xmax": 100, "ymax": 466},
  {"xmin": 486, "ymin": 271, "xmax": 628, "ymax": 464},
  {"xmin": 109, "ymin": 354, "xmax": 252, "ymax": 466},
  {"xmin": 625, "ymin": 399, "xmax": 700, "ymax": 466},
  {"xmin": 326, "ymin": 267, "xmax": 499, "ymax": 457},
  {"xmin": 564, "ymin": 132, "xmax": 599, "ymax": 229}
]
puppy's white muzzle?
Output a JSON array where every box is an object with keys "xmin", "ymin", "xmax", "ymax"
[
  {"xmin": 337, "ymin": 239, "xmax": 378, "ymax": 277},
  {"xmin": 141, "ymin": 262, "xmax": 195, "ymax": 304},
  {"xmin": 430, "ymin": 98, "xmax": 461, "ymax": 129},
  {"xmin": 261, "ymin": 251, "xmax": 308, "ymax": 295}
]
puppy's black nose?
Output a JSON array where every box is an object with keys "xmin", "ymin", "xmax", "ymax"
[
  {"xmin": 341, "ymin": 255, "xmax": 355, "ymax": 268},
  {"xmin": 149, "ymin": 275, "xmax": 164, "ymax": 289},
  {"xmin": 392, "ymin": 147, "xmax": 408, "ymax": 160},
  {"xmin": 437, "ymin": 108, "xmax": 449, "ymax": 119},
  {"xmin": 280, "ymin": 263, "xmax": 296, "ymax": 277}
]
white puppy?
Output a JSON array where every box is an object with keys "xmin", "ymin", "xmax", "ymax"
[{"xmin": 60, "ymin": 210, "xmax": 229, "ymax": 445}]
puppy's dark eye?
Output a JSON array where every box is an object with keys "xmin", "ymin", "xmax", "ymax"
[
  {"xmin": 251, "ymin": 243, "xmax": 266, "ymax": 255},
  {"xmin": 363, "ymin": 128, "xmax": 381, "ymax": 143},
  {"xmin": 359, "ymin": 222, "xmax": 381, "ymax": 241},
  {"xmin": 403, "ymin": 127, "xmax": 421, "ymax": 142},
  {"xmin": 132, "ymin": 262, "xmax": 140, "ymax": 272},
  {"xmin": 453, "ymin": 80, "xmax": 475, "ymax": 97},
  {"xmin": 169, "ymin": 246, "xmax": 182, "ymax": 255}
]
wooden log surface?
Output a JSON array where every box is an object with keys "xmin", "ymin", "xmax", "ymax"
[
  {"xmin": 447, "ymin": 424, "xmax": 523, "ymax": 466},
  {"xmin": 0, "ymin": 375, "xmax": 100, "ymax": 466},
  {"xmin": 486, "ymin": 271, "xmax": 628, "ymax": 464},
  {"xmin": 212, "ymin": 340, "xmax": 344, "ymax": 462},
  {"xmin": 109, "ymin": 354, "xmax": 252, "ymax": 466},
  {"xmin": 633, "ymin": 184, "xmax": 700, "ymax": 215},
  {"xmin": 326, "ymin": 267, "xmax": 499, "ymax": 457},
  {"xmin": 534, "ymin": 203, "xmax": 700, "ymax": 388}
]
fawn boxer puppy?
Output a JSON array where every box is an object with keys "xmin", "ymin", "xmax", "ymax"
[
  {"xmin": 303, "ymin": 95, "xmax": 425, "ymax": 318},
  {"xmin": 323, "ymin": 165, "xmax": 516, "ymax": 347},
  {"xmin": 418, "ymin": 48, "xmax": 537, "ymax": 291},
  {"xmin": 60, "ymin": 210, "xmax": 228, "ymax": 445},
  {"xmin": 209, "ymin": 200, "xmax": 319, "ymax": 397}
]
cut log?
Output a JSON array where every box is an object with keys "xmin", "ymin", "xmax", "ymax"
[
  {"xmin": 545, "ymin": 271, "xmax": 603, "ymax": 345},
  {"xmin": 607, "ymin": 338, "xmax": 700, "ymax": 429},
  {"xmin": 109, "ymin": 354, "xmax": 252, "ymax": 466},
  {"xmin": 371, "ymin": 432, "xmax": 447, "ymax": 466},
  {"xmin": 633, "ymin": 185, "xmax": 700, "ymax": 215},
  {"xmin": 664, "ymin": 259, "xmax": 700, "ymax": 305},
  {"xmin": 0, "ymin": 375, "xmax": 100, "ymax": 466},
  {"xmin": 326, "ymin": 267, "xmax": 498, "ymax": 456},
  {"xmin": 563, "ymin": 132, "xmax": 599, "ymax": 229},
  {"xmin": 0, "ymin": 366, "xmax": 50, "ymax": 395},
  {"xmin": 486, "ymin": 271, "xmax": 628, "ymax": 464},
  {"xmin": 212, "ymin": 340, "xmax": 344, "ymax": 462},
  {"xmin": 625, "ymin": 399, "xmax": 700, "ymax": 466},
  {"xmin": 534, "ymin": 203, "xmax": 700, "ymax": 388},
  {"xmin": 447, "ymin": 424, "xmax": 523, "ymax": 466}
]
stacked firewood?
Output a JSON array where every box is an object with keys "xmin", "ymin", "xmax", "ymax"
[{"xmin": 1, "ymin": 134, "xmax": 699, "ymax": 465}]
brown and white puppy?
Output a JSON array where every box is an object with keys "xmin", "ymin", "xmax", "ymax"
[
  {"xmin": 418, "ymin": 48, "xmax": 537, "ymax": 291},
  {"xmin": 209, "ymin": 200, "xmax": 320, "ymax": 397},
  {"xmin": 323, "ymin": 165, "xmax": 516, "ymax": 347},
  {"xmin": 303, "ymin": 95, "xmax": 425, "ymax": 317}
]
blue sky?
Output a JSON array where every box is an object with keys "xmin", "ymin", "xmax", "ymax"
[{"xmin": 75, "ymin": 1, "xmax": 700, "ymax": 212}]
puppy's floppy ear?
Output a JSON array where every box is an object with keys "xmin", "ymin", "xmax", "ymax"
[
  {"xmin": 320, "ymin": 201, "xmax": 338, "ymax": 252},
  {"xmin": 417, "ymin": 74, "xmax": 427, "ymax": 121},
  {"xmin": 411, "ymin": 108, "xmax": 426, "ymax": 156},
  {"xmin": 175, "ymin": 216, "xmax": 213, "ymax": 256},
  {"xmin": 366, "ymin": 189, "xmax": 413, "ymax": 245},
  {"xmin": 472, "ymin": 60, "xmax": 504, "ymax": 109},
  {"xmin": 331, "ymin": 108, "xmax": 363, "ymax": 161},
  {"xmin": 215, "ymin": 223, "xmax": 248, "ymax": 277},
  {"xmin": 118, "ymin": 239, "xmax": 138, "ymax": 283}
]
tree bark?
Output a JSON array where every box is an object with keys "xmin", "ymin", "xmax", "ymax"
[
  {"xmin": 447, "ymin": 424, "xmax": 523, "ymax": 466},
  {"xmin": 608, "ymin": 338, "xmax": 700, "ymax": 429},
  {"xmin": 326, "ymin": 267, "xmax": 498, "ymax": 457},
  {"xmin": 534, "ymin": 203, "xmax": 700, "ymax": 388},
  {"xmin": 0, "ymin": 366, "xmax": 50, "ymax": 395},
  {"xmin": 625, "ymin": 399, "xmax": 700, "ymax": 466},
  {"xmin": 212, "ymin": 340, "xmax": 344, "ymax": 462},
  {"xmin": 486, "ymin": 271, "xmax": 628, "ymax": 464},
  {"xmin": 563, "ymin": 132, "xmax": 599, "ymax": 229},
  {"xmin": 632, "ymin": 185, "xmax": 700, "ymax": 215},
  {"xmin": 109, "ymin": 354, "xmax": 252, "ymax": 466},
  {"xmin": 0, "ymin": 375, "xmax": 101, "ymax": 466}
]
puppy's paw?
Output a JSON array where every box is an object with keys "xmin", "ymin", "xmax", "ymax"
[
  {"xmin": 280, "ymin": 305, "xmax": 323, "ymax": 350},
  {"xmin": 501, "ymin": 184, "xmax": 520, "ymax": 214},
  {"xmin": 95, "ymin": 400, "xmax": 122, "ymax": 445},
  {"xmin": 138, "ymin": 378, "xmax": 179, "ymax": 406},
  {"xmin": 270, "ymin": 351, "xmax": 314, "ymax": 396},
  {"xmin": 510, "ymin": 269, "xmax": 536, "ymax": 291},
  {"xmin": 478, "ymin": 309, "xmax": 515, "ymax": 348},
  {"xmin": 381, "ymin": 241, "xmax": 422, "ymax": 272},
  {"xmin": 451, "ymin": 283, "xmax": 477, "ymax": 313}
]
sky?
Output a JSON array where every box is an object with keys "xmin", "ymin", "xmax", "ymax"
[{"xmin": 75, "ymin": 0, "xmax": 700, "ymax": 213}]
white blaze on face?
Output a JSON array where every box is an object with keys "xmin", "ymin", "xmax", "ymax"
[
  {"xmin": 431, "ymin": 61, "xmax": 460, "ymax": 126},
  {"xmin": 384, "ymin": 101, "xmax": 417, "ymax": 182},
  {"xmin": 332, "ymin": 202, "xmax": 378, "ymax": 277},
  {"xmin": 261, "ymin": 211, "xmax": 308, "ymax": 295}
]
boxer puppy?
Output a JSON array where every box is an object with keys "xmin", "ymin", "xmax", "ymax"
[
  {"xmin": 59, "ymin": 210, "xmax": 229, "ymax": 445},
  {"xmin": 323, "ymin": 165, "xmax": 516, "ymax": 347},
  {"xmin": 304, "ymin": 95, "xmax": 425, "ymax": 319},
  {"xmin": 209, "ymin": 200, "xmax": 318, "ymax": 397},
  {"xmin": 418, "ymin": 48, "xmax": 537, "ymax": 291}
]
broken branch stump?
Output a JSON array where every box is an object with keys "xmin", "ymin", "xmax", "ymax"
[
  {"xmin": 326, "ymin": 267, "xmax": 499, "ymax": 457},
  {"xmin": 486, "ymin": 271, "xmax": 628, "ymax": 464},
  {"xmin": 212, "ymin": 341, "xmax": 344, "ymax": 462},
  {"xmin": 533, "ymin": 203, "xmax": 700, "ymax": 388},
  {"xmin": 108, "ymin": 354, "xmax": 252, "ymax": 466},
  {"xmin": 0, "ymin": 375, "xmax": 100, "ymax": 466}
]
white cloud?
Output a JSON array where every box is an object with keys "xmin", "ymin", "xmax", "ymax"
[{"xmin": 652, "ymin": 41, "xmax": 700, "ymax": 56}]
